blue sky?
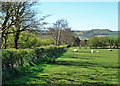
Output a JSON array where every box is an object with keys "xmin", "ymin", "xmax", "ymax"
[{"xmin": 34, "ymin": 2, "xmax": 118, "ymax": 31}]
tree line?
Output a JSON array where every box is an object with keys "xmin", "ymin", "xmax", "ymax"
[{"xmin": 87, "ymin": 36, "xmax": 120, "ymax": 49}]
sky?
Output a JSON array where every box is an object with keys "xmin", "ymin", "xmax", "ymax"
[{"xmin": 34, "ymin": 2, "xmax": 118, "ymax": 31}]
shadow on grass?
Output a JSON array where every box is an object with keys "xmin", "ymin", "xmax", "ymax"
[
  {"xmin": 62, "ymin": 55, "xmax": 101, "ymax": 60},
  {"xmin": 2, "ymin": 50, "xmax": 67, "ymax": 85},
  {"xmin": 46, "ymin": 50, "xmax": 67, "ymax": 64},
  {"xmin": 67, "ymin": 56, "xmax": 92, "ymax": 60},
  {"xmin": 54, "ymin": 60, "xmax": 118, "ymax": 85},
  {"xmin": 55, "ymin": 50, "xmax": 67, "ymax": 59},
  {"xmin": 55, "ymin": 60, "xmax": 98, "ymax": 67},
  {"xmin": 2, "ymin": 63, "xmax": 46, "ymax": 85},
  {"xmin": 81, "ymin": 82, "xmax": 118, "ymax": 86},
  {"xmin": 55, "ymin": 60, "xmax": 119, "ymax": 69}
]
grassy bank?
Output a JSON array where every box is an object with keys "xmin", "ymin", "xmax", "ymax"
[{"xmin": 3, "ymin": 47, "xmax": 118, "ymax": 85}]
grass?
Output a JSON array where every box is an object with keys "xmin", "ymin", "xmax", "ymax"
[{"xmin": 3, "ymin": 47, "xmax": 119, "ymax": 85}]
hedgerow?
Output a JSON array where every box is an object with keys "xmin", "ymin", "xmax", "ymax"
[{"xmin": 2, "ymin": 45, "xmax": 67, "ymax": 70}]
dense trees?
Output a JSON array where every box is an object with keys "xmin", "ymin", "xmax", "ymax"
[{"xmin": 87, "ymin": 36, "xmax": 120, "ymax": 49}]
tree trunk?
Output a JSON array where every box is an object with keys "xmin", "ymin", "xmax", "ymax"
[
  {"xmin": 4, "ymin": 36, "xmax": 7, "ymax": 49},
  {"xmin": 20, "ymin": 58, "xmax": 24, "ymax": 66},
  {"xmin": 57, "ymin": 29, "xmax": 61, "ymax": 46},
  {"xmin": 14, "ymin": 32, "xmax": 20, "ymax": 49}
]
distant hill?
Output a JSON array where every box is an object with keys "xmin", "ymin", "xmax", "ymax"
[{"xmin": 74, "ymin": 29, "xmax": 119, "ymax": 39}]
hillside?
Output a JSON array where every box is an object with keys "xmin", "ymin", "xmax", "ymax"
[{"xmin": 74, "ymin": 29, "xmax": 119, "ymax": 39}]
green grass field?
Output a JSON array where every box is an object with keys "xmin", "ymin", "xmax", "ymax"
[{"xmin": 3, "ymin": 47, "xmax": 119, "ymax": 85}]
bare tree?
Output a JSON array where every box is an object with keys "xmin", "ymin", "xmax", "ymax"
[
  {"xmin": 60, "ymin": 29, "xmax": 75, "ymax": 45},
  {"xmin": 48, "ymin": 19, "xmax": 69, "ymax": 46}
]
